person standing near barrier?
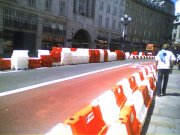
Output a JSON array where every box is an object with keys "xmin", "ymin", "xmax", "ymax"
[{"xmin": 155, "ymin": 44, "xmax": 176, "ymax": 97}]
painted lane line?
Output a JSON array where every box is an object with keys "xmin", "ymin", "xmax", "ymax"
[
  {"xmin": 0, "ymin": 70, "xmax": 23, "ymax": 74},
  {"xmin": 0, "ymin": 63, "xmax": 132, "ymax": 97}
]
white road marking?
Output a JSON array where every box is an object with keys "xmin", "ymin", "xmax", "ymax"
[
  {"xmin": 0, "ymin": 63, "xmax": 132, "ymax": 97},
  {"xmin": 0, "ymin": 70, "xmax": 23, "ymax": 74}
]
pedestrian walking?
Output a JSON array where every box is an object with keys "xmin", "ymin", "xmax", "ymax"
[
  {"xmin": 155, "ymin": 44, "xmax": 176, "ymax": 96},
  {"xmin": 177, "ymin": 54, "xmax": 180, "ymax": 70}
]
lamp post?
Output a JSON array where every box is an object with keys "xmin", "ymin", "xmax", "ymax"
[{"xmin": 120, "ymin": 14, "xmax": 132, "ymax": 50}]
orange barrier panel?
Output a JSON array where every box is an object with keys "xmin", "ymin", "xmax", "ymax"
[
  {"xmin": 0, "ymin": 58, "xmax": 11, "ymax": 70},
  {"xmin": 138, "ymin": 85, "xmax": 152, "ymax": 108},
  {"xmin": 115, "ymin": 50, "xmax": 125, "ymax": 60},
  {"xmin": 50, "ymin": 51, "xmax": 61, "ymax": 63},
  {"xmin": 128, "ymin": 76, "xmax": 138, "ymax": 92},
  {"xmin": 145, "ymin": 67, "xmax": 149, "ymax": 75},
  {"xmin": 95, "ymin": 50, "xmax": 100, "ymax": 63},
  {"xmin": 70, "ymin": 48, "xmax": 77, "ymax": 51},
  {"xmin": 145, "ymin": 66, "xmax": 157, "ymax": 81},
  {"xmin": 89, "ymin": 49, "xmax": 96, "ymax": 63},
  {"xmin": 146, "ymin": 77, "xmax": 156, "ymax": 91},
  {"xmin": 111, "ymin": 85, "xmax": 127, "ymax": 108},
  {"xmin": 51, "ymin": 47, "xmax": 62, "ymax": 63},
  {"xmin": 52, "ymin": 47, "xmax": 62, "ymax": 52},
  {"xmin": 40, "ymin": 55, "xmax": 53, "ymax": 67},
  {"xmin": 104, "ymin": 50, "xmax": 108, "ymax": 62},
  {"xmin": 115, "ymin": 50, "xmax": 121, "ymax": 60},
  {"xmin": 138, "ymin": 71, "xmax": 145, "ymax": 81},
  {"xmin": 64, "ymin": 104, "xmax": 107, "ymax": 135},
  {"xmin": 119, "ymin": 103, "xmax": 142, "ymax": 135},
  {"xmin": 140, "ymin": 68, "xmax": 148, "ymax": 79},
  {"xmin": 28, "ymin": 58, "xmax": 41, "ymax": 69}
]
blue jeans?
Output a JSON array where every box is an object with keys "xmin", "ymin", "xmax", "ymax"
[{"xmin": 156, "ymin": 69, "xmax": 170, "ymax": 95}]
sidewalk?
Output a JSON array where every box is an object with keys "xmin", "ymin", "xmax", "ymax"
[{"xmin": 142, "ymin": 65, "xmax": 180, "ymax": 134}]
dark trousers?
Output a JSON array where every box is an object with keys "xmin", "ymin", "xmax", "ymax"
[{"xmin": 156, "ymin": 69, "xmax": 170, "ymax": 95}]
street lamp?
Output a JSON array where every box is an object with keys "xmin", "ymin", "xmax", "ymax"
[{"xmin": 120, "ymin": 14, "xmax": 132, "ymax": 50}]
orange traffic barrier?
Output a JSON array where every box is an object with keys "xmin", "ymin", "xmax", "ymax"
[
  {"xmin": 139, "ymin": 68, "xmax": 148, "ymax": 79},
  {"xmin": 51, "ymin": 47, "xmax": 62, "ymax": 63},
  {"xmin": 111, "ymin": 85, "xmax": 127, "ymax": 108},
  {"xmin": 128, "ymin": 76, "xmax": 138, "ymax": 92},
  {"xmin": 119, "ymin": 103, "xmax": 142, "ymax": 135},
  {"xmin": 149, "ymin": 64, "xmax": 157, "ymax": 80},
  {"xmin": 142, "ymin": 66, "xmax": 156, "ymax": 90},
  {"xmin": 139, "ymin": 71, "xmax": 145, "ymax": 81},
  {"xmin": 131, "ymin": 71, "xmax": 145, "ymax": 86},
  {"xmin": 117, "ymin": 50, "xmax": 126, "ymax": 60},
  {"xmin": 131, "ymin": 51, "xmax": 138, "ymax": 55},
  {"xmin": 52, "ymin": 47, "xmax": 62, "ymax": 52},
  {"xmin": 106, "ymin": 121, "xmax": 131, "ymax": 135},
  {"xmin": 104, "ymin": 50, "xmax": 108, "ymax": 62},
  {"xmin": 89, "ymin": 49, "xmax": 96, "ymax": 63},
  {"xmin": 0, "ymin": 58, "xmax": 11, "ymax": 70},
  {"xmin": 28, "ymin": 58, "xmax": 41, "ymax": 69},
  {"xmin": 94, "ymin": 50, "xmax": 100, "ymax": 63},
  {"xmin": 146, "ymin": 76, "xmax": 156, "ymax": 91},
  {"xmin": 64, "ymin": 104, "xmax": 108, "ymax": 135},
  {"xmin": 138, "ymin": 85, "xmax": 152, "ymax": 108},
  {"xmin": 40, "ymin": 55, "xmax": 53, "ymax": 67},
  {"xmin": 115, "ymin": 50, "xmax": 122, "ymax": 60},
  {"xmin": 70, "ymin": 48, "xmax": 77, "ymax": 51},
  {"xmin": 50, "ymin": 51, "xmax": 61, "ymax": 63},
  {"xmin": 145, "ymin": 65, "xmax": 157, "ymax": 81},
  {"xmin": 117, "ymin": 78, "xmax": 134, "ymax": 100}
]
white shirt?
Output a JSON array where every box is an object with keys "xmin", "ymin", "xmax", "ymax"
[{"xmin": 155, "ymin": 49, "xmax": 176, "ymax": 69}]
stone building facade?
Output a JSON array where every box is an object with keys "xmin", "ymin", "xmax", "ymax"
[
  {"xmin": 0, "ymin": 0, "xmax": 175, "ymax": 56},
  {"xmin": 124, "ymin": 0, "xmax": 175, "ymax": 50},
  {"xmin": 172, "ymin": 13, "xmax": 180, "ymax": 52}
]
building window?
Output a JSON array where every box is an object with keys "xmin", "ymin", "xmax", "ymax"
[
  {"xmin": 113, "ymin": 7, "xmax": 117, "ymax": 16},
  {"xmin": 118, "ymin": 21, "xmax": 121, "ymax": 31},
  {"xmin": 73, "ymin": 0, "xmax": 76, "ymax": 13},
  {"xmin": 79, "ymin": 0, "xmax": 85, "ymax": 15},
  {"xmin": 3, "ymin": 8, "xmax": 37, "ymax": 31},
  {"xmin": 112, "ymin": 19, "xmax": 116, "ymax": 30},
  {"xmin": 59, "ymin": 0, "xmax": 66, "ymax": 16},
  {"xmin": 99, "ymin": 1, "xmax": 104, "ymax": 11},
  {"xmin": 105, "ymin": 17, "xmax": 109, "ymax": 28},
  {"xmin": 27, "ymin": 0, "xmax": 36, "ymax": 7},
  {"xmin": 106, "ymin": 4, "xmax": 110, "ymax": 14},
  {"xmin": 98, "ymin": 15, "xmax": 102, "ymax": 26},
  {"xmin": 45, "ymin": 0, "xmax": 52, "ymax": 11}
]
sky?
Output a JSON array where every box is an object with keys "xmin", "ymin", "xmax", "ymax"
[{"xmin": 175, "ymin": 0, "xmax": 180, "ymax": 14}]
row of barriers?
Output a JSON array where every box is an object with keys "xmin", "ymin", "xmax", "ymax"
[
  {"xmin": 45, "ymin": 63, "xmax": 157, "ymax": 135},
  {"xmin": 0, "ymin": 47, "xmax": 155, "ymax": 71}
]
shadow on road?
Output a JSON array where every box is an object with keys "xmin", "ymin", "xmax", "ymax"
[{"xmin": 166, "ymin": 93, "xmax": 180, "ymax": 96}]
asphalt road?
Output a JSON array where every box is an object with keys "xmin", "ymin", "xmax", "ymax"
[
  {"xmin": 0, "ymin": 59, "xmax": 155, "ymax": 134},
  {"xmin": 0, "ymin": 59, "xmax": 149, "ymax": 93}
]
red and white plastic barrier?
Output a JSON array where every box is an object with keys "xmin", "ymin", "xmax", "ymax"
[
  {"xmin": 0, "ymin": 58, "xmax": 11, "ymax": 70},
  {"xmin": 45, "ymin": 64, "xmax": 157, "ymax": 135},
  {"xmin": 1, "ymin": 48, "xmax": 154, "ymax": 71},
  {"xmin": 11, "ymin": 50, "xmax": 29, "ymax": 70}
]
